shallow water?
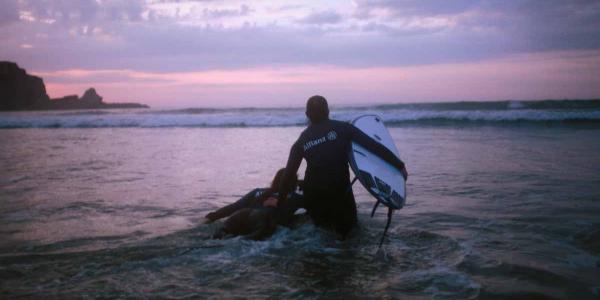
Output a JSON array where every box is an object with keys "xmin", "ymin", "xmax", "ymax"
[{"xmin": 1, "ymin": 126, "xmax": 599, "ymax": 299}]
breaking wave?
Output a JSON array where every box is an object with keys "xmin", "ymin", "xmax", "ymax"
[{"xmin": 1, "ymin": 100, "xmax": 599, "ymax": 128}]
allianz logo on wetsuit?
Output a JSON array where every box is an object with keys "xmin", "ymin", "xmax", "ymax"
[{"xmin": 303, "ymin": 130, "xmax": 337, "ymax": 151}]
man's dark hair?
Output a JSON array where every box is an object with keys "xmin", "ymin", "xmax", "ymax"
[{"xmin": 306, "ymin": 95, "xmax": 329, "ymax": 123}]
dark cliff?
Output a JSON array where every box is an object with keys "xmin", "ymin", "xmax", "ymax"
[
  {"xmin": 0, "ymin": 61, "xmax": 50, "ymax": 110},
  {"xmin": 0, "ymin": 62, "xmax": 149, "ymax": 110}
]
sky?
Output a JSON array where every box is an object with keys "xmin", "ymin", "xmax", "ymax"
[{"xmin": 1, "ymin": 0, "xmax": 600, "ymax": 108}]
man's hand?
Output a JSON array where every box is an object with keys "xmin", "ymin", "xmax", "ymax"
[
  {"xmin": 203, "ymin": 212, "xmax": 216, "ymax": 223},
  {"xmin": 263, "ymin": 197, "xmax": 279, "ymax": 208}
]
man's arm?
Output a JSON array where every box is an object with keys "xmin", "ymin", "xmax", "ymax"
[
  {"xmin": 350, "ymin": 125, "xmax": 408, "ymax": 179},
  {"xmin": 205, "ymin": 189, "xmax": 260, "ymax": 222},
  {"xmin": 278, "ymin": 141, "xmax": 303, "ymax": 202}
]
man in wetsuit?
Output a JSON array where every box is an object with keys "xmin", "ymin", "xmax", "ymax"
[
  {"xmin": 278, "ymin": 95, "xmax": 408, "ymax": 238},
  {"xmin": 204, "ymin": 168, "xmax": 305, "ymax": 240}
]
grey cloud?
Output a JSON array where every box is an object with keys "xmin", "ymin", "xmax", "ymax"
[
  {"xmin": 103, "ymin": 0, "xmax": 146, "ymax": 21},
  {"xmin": 0, "ymin": 0, "xmax": 20, "ymax": 26},
  {"xmin": 203, "ymin": 4, "xmax": 252, "ymax": 19},
  {"xmin": 1, "ymin": 0, "xmax": 600, "ymax": 73},
  {"xmin": 353, "ymin": 0, "xmax": 477, "ymax": 19},
  {"xmin": 353, "ymin": 0, "xmax": 600, "ymax": 24},
  {"xmin": 278, "ymin": 4, "xmax": 305, "ymax": 12},
  {"xmin": 298, "ymin": 10, "xmax": 343, "ymax": 25},
  {"xmin": 0, "ymin": 20, "xmax": 511, "ymax": 72},
  {"xmin": 353, "ymin": 0, "xmax": 600, "ymax": 52},
  {"xmin": 18, "ymin": 0, "xmax": 146, "ymax": 25},
  {"xmin": 359, "ymin": 21, "xmax": 444, "ymax": 36},
  {"xmin": 462, "ymin": 1, "xmax": 600, "ymax": 52},
  {"xmin": 42, "ymin": 72, "xmax": 175, "ymax": 84},
  {"xmin": 148, "ymin": 0, "xmax": 218, "ymax": 3}
]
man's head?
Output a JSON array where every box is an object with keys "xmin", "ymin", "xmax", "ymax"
[{"xmin": 306, "ymin": 95, "xmax": 329, "ymax": 124}]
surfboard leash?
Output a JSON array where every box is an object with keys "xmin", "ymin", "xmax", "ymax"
[
  {"xmin": 346, "ymin": 177, "xmax": 359, "ymax": 194},
  {"xmin": 378, "ymin": 207, "xmax": 394, "ymax": 248},
  {"xmin": 370, "ymin": 200, "xmax": 380, "ymax": 217},
  {"xmin": 350, "ymin": 176, "xmax": 395, "ymax": 249}
]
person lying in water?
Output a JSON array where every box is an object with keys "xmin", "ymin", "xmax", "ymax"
[{"xmin": 204, "ymin": 168, "xmax": 304, "ymax": 240}]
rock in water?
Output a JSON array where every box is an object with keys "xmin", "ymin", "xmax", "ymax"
[{"xmin": 80, "ymin": 88, "xmax": 103, "ymax": 103}]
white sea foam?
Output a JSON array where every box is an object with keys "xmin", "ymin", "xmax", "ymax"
[{"xmin": 1, "ymin": 105, "xmax": 599, "ymax": 128}]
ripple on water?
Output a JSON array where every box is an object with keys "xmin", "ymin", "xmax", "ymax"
[{"xmin": 0, "ymin": 212, "xmax": 597, "ymax": 299}]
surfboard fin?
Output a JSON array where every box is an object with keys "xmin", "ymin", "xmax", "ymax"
[{"xmin": 378, "ymin": 207, "xmax": 394, "ymax": 248}]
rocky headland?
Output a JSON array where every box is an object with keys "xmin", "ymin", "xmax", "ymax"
[{"xmin": 0, "ymin": 61, "xmax": 149, "ymax": 111}]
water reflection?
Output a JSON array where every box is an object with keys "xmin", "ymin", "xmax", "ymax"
[{"xmin": 1, "ymin": 126, "xmax": 599, "ymax": 299}]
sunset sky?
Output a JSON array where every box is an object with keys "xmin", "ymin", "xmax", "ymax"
[{"xmin": 2, "ymin": 0, "xmax": 600, "ymax": 107}]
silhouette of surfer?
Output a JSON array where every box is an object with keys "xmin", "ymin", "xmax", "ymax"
[
  {"xmin": 204, "ymin": 168, "xmax": 304, "ymax": 240},
  {"xmin": 278, "ymin": 95, "xmax": 408, "ymax": 239}
]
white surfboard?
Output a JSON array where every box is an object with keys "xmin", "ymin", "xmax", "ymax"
[{"xmin": 349, "ymin": 115, "xmax": 406, "ymax": 210}]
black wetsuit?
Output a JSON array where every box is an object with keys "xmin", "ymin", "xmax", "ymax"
[
  {"xmin": 207, "ymin": 188, "xmax": 304, "ymax": 228},
  {"xmin": 279, "ymin": 119, "xmax": 405, "ymax": 237}
]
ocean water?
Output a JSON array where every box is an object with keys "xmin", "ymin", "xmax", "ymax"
[{"xmin": 1, "ymin": 100, "xmax": 599, "ymax": 299}]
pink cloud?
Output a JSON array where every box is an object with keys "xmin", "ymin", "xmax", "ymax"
[{"xmin": 40, "ymin": 50, "xmax": 600, "ymax": 107}]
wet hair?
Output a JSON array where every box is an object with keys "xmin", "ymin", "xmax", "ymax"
[{"xmin": 306, "ymin": 95, "xmax": 329, "ymax": 123}]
